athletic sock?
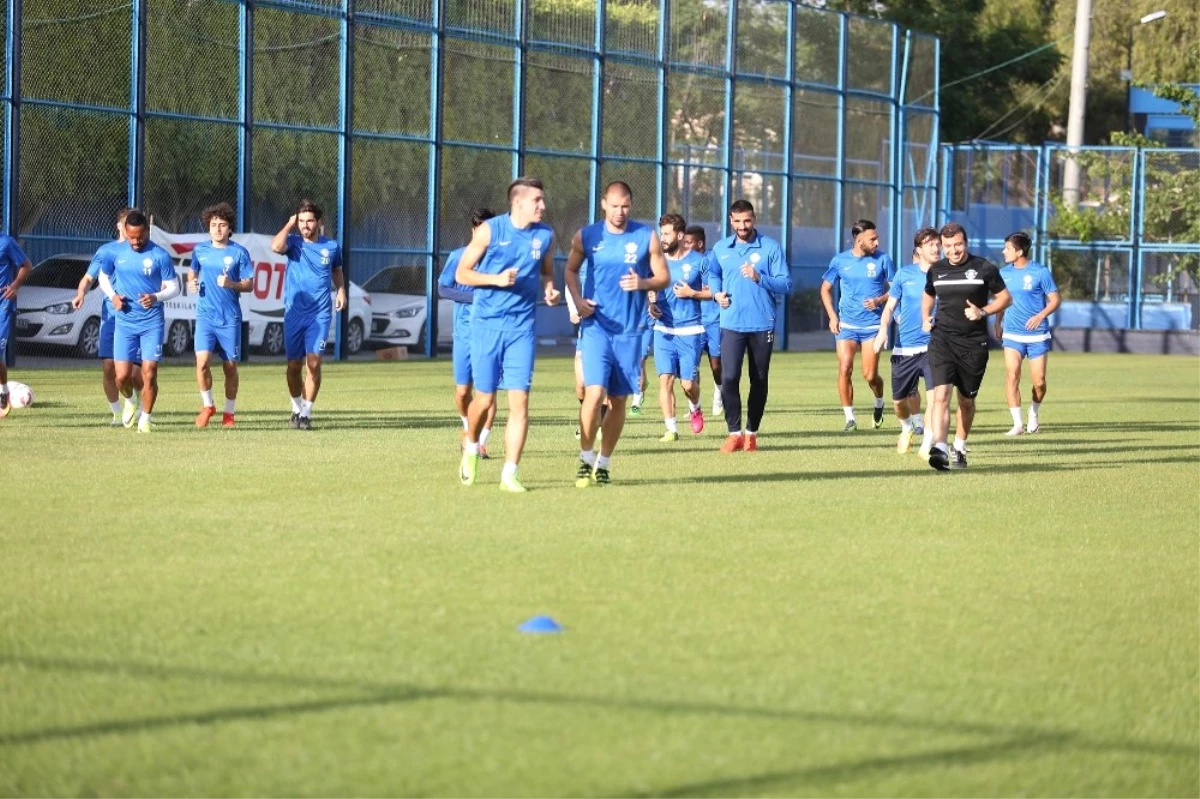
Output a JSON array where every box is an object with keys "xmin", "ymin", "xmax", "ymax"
[
  {"xmin": 900, "ymin": 418, "xmax": 913, "ymax": 433},
  {"xmin": 921, "ymin": 428, "xmax": 934, "ymax": 449},
  {"xmin": 1030, "ymin": 401, "xmax": 1041, "ymax": 416},
  {"xmin": 290, "ymin": 395, "xmax": 302, "ymax": 414},
  {"xmin": 911, "ymin": 412, "xmax": 924, "ymax": 429},
  {"xmin": 874, "ymin": 397, "xmax": 884, "ymax": 409},
  {"xmin": 479, "ymin": 427, "xmax": 492, "ymax": 447},
  {"xmin": 460, "ymin": 415, "xmax": 469, "ymax": 430},
  {"xmin": 224, "ymin": 398, "xmax": 236, "ymax": 414},
  {"xmin": 953, "ymin": 437, "xmax": 966, "ymax": 453},
  {"xmin": 109, "ymin": 401, "xmax": 121, "ymax": 413},
  {"xmin": 745, "ymin": 429, "xmax": 756, "ymax": 438},
  {"xmin": 633, "ymin": 393, "xmax": 643, "ymax": 406},
  {"xmin": 843, "ymin": 406, "xmax": 855, "ymax": 422},
  {"xmin": 1009, "ymin": 407, "xmax": 1023, "ymax": 427},
  {"xmin": 464, "ymin": 442, "xmax": 479, "ymax": 455},
  {"xmin": 934, "ymin": 442, "xmax": 948, "ymax": 454},
  {"xmin": 201, "ymin": 389, "xmax": 214, "ymax": 408},
  {"xmin": 665, "ymin": 417, "xmax": 678, "ymax": 433},
  {"xmin": 688, "ymin": 400, "xmax": 701, "ymax": 413},
  {"xmin": 299, "ymin": 399, "xmax": 313, "ymax": 418},
  {"xmin": 579, "ymin": 449, "xmax": 595, "ymax": 466},
  {"xmin": 501, "ymin": 462, "xmax": 518, "ymax": 480},
  {"xmin": 142, "ymin": 412, "xmax": 153, "ymax": 425},
  {"xmin": 596, "ymin": 455, "xmax": 611, "ymax": 469}
]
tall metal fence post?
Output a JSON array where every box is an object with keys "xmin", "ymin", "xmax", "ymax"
[
  {"xmin": 721, "ymin": 0, "xmax": 738, "ymax": 231},
  {"xmin": 779, "ymin": 0, "xmax": 797, "ymax": 350},
  {"xmin": 336, "ymin": 0, "xmax": 354, "ymax": 361},
  {"xmin": 833, "ymin": 13, "xmax": 847, "ymax": 248},
  {"xmin": 1130, "ymin": 146, "xmax": 1144, "ymax": 329},
  {"xmin": 129, "ymin": 0, "xmax": 147, "ymax": 209},
  {"xmin": 654, "ymin": 0, "xmax": 668, "ymax": 218},
  {"xmin": 426, "ymin": 0, "xmax": 445, "ymax": 360},
  {"xmin": 892, "ymin": 26, "xmax": 907, "ymax": 262},
  {"xmin": 2, "ymin": 0, "xmax": 19, "ymax": 239},
  {"xmin": 237, "ymin": 0, "xmax": 253, "ymax": 233}
]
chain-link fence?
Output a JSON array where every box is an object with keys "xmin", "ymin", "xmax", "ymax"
[
  {"xmin": 2, "ymin": 0, "xmax": 939, "ymax": 363},
  {"xmin": 942, "ymin": 143, "xmax": 1200, "ymax": 331}
]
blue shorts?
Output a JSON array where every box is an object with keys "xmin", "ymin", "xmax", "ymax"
[
  {"xmin": 836, "ymin": 326, "xmax": 879, "ymax": 343},
  {"xmin": 1003, "ymin": 336, "xmax": 1051, "ymax": 359},
  {"xmin": 98, "ymin": 313, "xmax": 142, "ymax": 363},
  {"xmin": 639, "ymin": 327, "xmax": 653, "ymax": 359},
  {"xmin": 114, "ymin": 318, "xmax": 161, "ymax": 363},
  {"xmin": 890, "ymin": 351, "xmax": 933, "ymax": 401},
  {"xmin": 0, "ymin": 301, "xmax": 11, "ymax": 363},
  {"xmin": 702, "ymin": 322, "xmax": 722, "ymax": 358},
  {"xmin": 195, "ymin": 319, "xmax": 241, "ymax": 362},
  {"xmin": 581, "ymin": 324, "xmax": 642, "ymax": 397},
  {"xmin": 452, "ymin": 333, "xmax": 473, "ymax": 386},
  {"xmin": 653, "ymin": 330, "xmax": 703, "ymax": 380},
  {"xmin": 284, "ymin": 311, "xmax": 330, "ymax": 361},
  {"xmin": 470, "ymin": 323, "xmax": 536, "ymax": 394}
]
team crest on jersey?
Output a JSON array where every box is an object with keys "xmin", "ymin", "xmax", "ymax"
[
  {"xmin": 625, "ymin": 243, "xmax": 638, "ymax": 254},
  {"xmin": 1023, "ymin": 274, "xmax": 1034, "ymax": 290},
  {"xmin": 532, "ymin": 235, "xmax": 544, "ymax": 259},
  {"xmin": 866, "ymin": 261, "xmax": 877, "ymax": 277},
  {"xmin": 749, "ymin": 253, "xmax": 761, "ymax": 264},
  {"xmin": 223, "ymin": 256, "xmax": 234, "ymax": 266},
  {"xmin": 965, "ymin": 269, "xmax": 978, "ymax": 280},
  {"xmin": 682, "ymin": 263, "xmax": 692, "ymax": 276},
  {"xmin": 320, "ymin": 247, "xmax": 331, "ymax": 265},
  {"xmin": 141, "ymin": 257, "xmax": 154, "ymax": 275}
]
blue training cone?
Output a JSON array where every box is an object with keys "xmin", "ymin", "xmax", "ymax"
[{"xmin": 518, "ymin": 615, "xmax": 563, "ymax": 634}]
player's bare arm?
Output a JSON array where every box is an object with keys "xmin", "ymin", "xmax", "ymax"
[
  {"xmin": 271, "ymin": 215, "xmax": 297, "ymax": 255},
  {"xmin": 873, "ymin": 296, "xmax": 899, "ymax": 352},
  {"xmin": 540, "ymin": 249, "xmax": 560, "ymax": 305},
  {"xmin": 1026, "ymin": 290, "xmax": 1061, "ymax": 331},
  {"xmin": 820, "ymin": 279, "xmax": 839, "ymax": 334},
  {"xmin": 563, "ymin": 230, "xmax": 595, "ymax": 317},
  {"xmin": 455, "ymin": 223, "xmax": 508, "ymax": 288},
  {"xmin": 332, "ymin": 266, "xmax": 347, "ymax": 312}
]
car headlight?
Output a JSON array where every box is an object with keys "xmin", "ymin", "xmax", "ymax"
[
  {"xmin": 45, "ymin": 302, "xmax": 74, "ymax": 314},
  {"xmin": 392, "ymin": 307, "xmax": 422, "ymax": 318}
]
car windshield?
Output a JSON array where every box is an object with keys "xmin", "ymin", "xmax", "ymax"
[
  {"xmin": 364, "ymin": 267, "xmax": 424, "ymax": 294},
  {"xmin": 24, "ymin": 258, "xmax": 89, "ymax": 289}
]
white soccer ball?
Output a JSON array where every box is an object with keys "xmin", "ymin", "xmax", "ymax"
[{"xmin": 6, "ymin": 381, "xmax": 33, "ymax": 408}]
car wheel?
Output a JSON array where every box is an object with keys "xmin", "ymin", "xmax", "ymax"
[
  {"xmin": 76, "ymin": 317, "xmax": 101, "ymax": 359},
  {"xmin": 346, "ymin": 319, "xmax": 364, "ymax": 355},
  {"xmin": 408, "ymin": 326, "xmax": 427, "ymax": 355},
  {"xmin": 262, "ymin": 323, "xmax": 284, "ymax": 356},
  {"xmin": 164, "ymin": 320, "xmax": 191, "ymax": 357}
]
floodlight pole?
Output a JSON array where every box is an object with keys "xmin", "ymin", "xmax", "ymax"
[{"xmin": 1062, "ymin": 0, "xmax": 1092, "ymax": 210}]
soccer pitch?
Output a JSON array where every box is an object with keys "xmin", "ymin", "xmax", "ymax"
[{"xmin": 2, "ymin": 351, "xmax": 1197, "ymax": 797}]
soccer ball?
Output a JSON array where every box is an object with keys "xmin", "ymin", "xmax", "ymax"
[{"xmin": 6, "ymin": 381, "xmax": 33, "ymax": 408}]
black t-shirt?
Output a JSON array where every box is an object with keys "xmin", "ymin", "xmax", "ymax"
[{"xmin": 924, "ymin": 254, "xmax": 1006, "ymax": 339}]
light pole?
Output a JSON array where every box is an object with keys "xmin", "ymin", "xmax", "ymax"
[{"xmin": 1125, "ymin": 10, "xmax": 1168, "ymax": 133}]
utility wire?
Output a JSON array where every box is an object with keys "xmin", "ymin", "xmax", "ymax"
[{"xmin": 910, "ymin": 32, "xmax": 1073, "ymax": 105}]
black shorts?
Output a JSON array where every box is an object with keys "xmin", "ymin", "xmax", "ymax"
[
  {"xmin": 891, "ymin": 351, "xmax": 933, "ymax": 401},
  {"xmin": 928, "ymin": 334, "xmax": 990, "ymax": 398}
]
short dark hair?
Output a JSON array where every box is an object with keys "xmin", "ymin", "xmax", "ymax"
[
  {"xmin": 1005, "ymin": 231, "xmax": 1033, "ymax": 258},
  {"xmin": 684, "ymin": 225, "xmax": 706, "ymax": 243},
  {"xmin": 297, "ymin": 199, "xmax": 324, "ymax": 220},
  {"xmin": 508, "ymin": 176, "xmax": 544, "ymax": 202},
  {"xmin": 604, "ymin": 180, "xmax": 633, "ymax": 200},
  {"xmin": 471, "ymin": 208, "xmax": 496, "ymax": 228},
  {"xmin": 202, "ymin": 202, "xmax": 236, "ymax": 229},
  {"xmin": 851, "ymin": 219, "xmax": 876, "ymax": 237},
  {"xmin": 912, "ymin": 226, "xmax": 939, "ymax": 253},
  {"xmin": 659, "ymin": 213, "xmax": 686, "ymax": 233},
  {"xmin": 124, "ymin": 209, "xmax": 148, "ymax": 229},
  {"xmin": 729, "ymin": 199, "xmax": 755, "ymax": 215},
  {"xmin": 939, "ymin": 222, "xmax": 967, "ymax": 241}
]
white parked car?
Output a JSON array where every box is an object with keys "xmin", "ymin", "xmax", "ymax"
[
  {"xmin": 363, "ymin": 265, "xmax": 453, "ymax": 352},
  {"xmin": 13, "ymin": 254, "xmax": 104, "ymax": 357}
]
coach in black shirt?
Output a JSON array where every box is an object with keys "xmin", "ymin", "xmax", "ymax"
[{"xmin": 921, "ymin": 222, "xmax": 1011, "ymax": 471}]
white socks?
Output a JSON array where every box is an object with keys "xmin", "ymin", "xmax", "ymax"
[
  {"xmin": 290, "ymin": 395, "xmax": 302, "ymax": 414},
  {"xmin": 843, "ymin": 406, "xmax": 855, "ymax": 422},
  {"xmin": 665, "ymin": 417, "xmax": 678, "ymax": 433},
  {"xmin": 479, "ymin": 427, "xmax": 492, "ymax": 447},
  {"xmin": 201, "ymin": 389, "xmax": 214, "ymax": 408},
  {"xmin": 596, "ymin": 454, "xmax": 611, "ymax": 469},
  {"xmin": 464, "ymin": 442, "xmax": 479, "ymax": 455},
  {"xmin": 874, "ymin": 397, "xmax": 884, "ymax": 409},
  {"xmin": 633, "ymin": 393, "xmax": 643, "ymax": 406},
  {"xmin": 501, "ymin": 462, "xmax": 518, "ymax": 479},
  {"xmin": 579, "ymin": 449, "xmax": 596, "ymax": 466},
  {"xmin": 299, "ymin": 399, "xmax": 313, "ymax": 418},
  {"xmin": 953, "ymin": 437, "xmax": 966, "ymax": 453},
  {"xmin": 1009, "ymin": 407, "xmax": 1023, "ymax": 426},
  {"xmin": 900, "ymin": 418, "xmax": 913, "ymax": 433},
  {"xmin": 461, "ymin": 416, "xmax": 469, "ymax": 430},
  {"xmin": 224, "ymin": 398, "xmax": 236, "ymax": 414},
  {"xmin": 109, "ymin": 401, "xmax": 121, "ymax": 413},
  {"xmin": 688, "ymin": 400, "xmax": 701, "ymax": 413},
  {"xmin": 912, "ymin": 412, "xmax": 923, "ymax": 429}
]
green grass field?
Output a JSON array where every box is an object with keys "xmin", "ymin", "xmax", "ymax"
[{"xmin": 2, "ymin": 352, "xmax": 1197, "ymax": 797}]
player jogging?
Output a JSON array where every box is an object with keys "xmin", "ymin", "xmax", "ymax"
[
  {"xmin": 684, "ymin": 224, "xmax": 723, "ymax": 416},
  {"xmin": 922, "ymin": 222, "xmax": 1011, "ymax": 470},
  {"xmin": 455, "ymin": 177, "xmax": 561, "ymax": 493},
  {"xmin": 96, "ymin": 210, "xmax": 178, "ymax": 432},
  {"xmin": 438, "ymin": 208, "xmax": 499, "ymax": 456},
  {"xmin": 565, "ymin": 181, "xmax": 669, "ymax": 486},
  {"xmin": 189, "ymin": 202, "xmax": 253, "ymax": 428},
  {"xmin": 270, "ymin": 199, "xmax": 346, "ymax": 431},
  {"xmin": 820, "ymin": 219, "xmax": 894, "ymax": 432},
  {"xmin": 649, "ymin": 213, "xmax": 708, "ymax": 442},
  {"xmin": 995, "ymin": 231, "xmax": 1060, "ymax": 436},
  {"xmin": 708, "ymin": 199, "xmax": 793, "ymax": 453},
  {"xmin": 72, "ymin": 207, "xmax": 144, "ymax": 425},
  {"xmin": 0, "ymin": 231, "xmax": 32, "ymax": 418},
  {"xmin": 873, "ymin": 227, "xmax": 938, "ymax": 455}
]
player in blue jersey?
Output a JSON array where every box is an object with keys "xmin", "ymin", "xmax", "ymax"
[
  {"xmin": 685, "ymin": 224, "xmax": 723, "ymax": 416},
  {"xmin": 96, "ymin": 210, "xmax": 179, "ymax": 432},
  {"xmin": 873, "ymin": 227, "xmax": 939, "ymax": 455},
  {"xmin": 72, "ymin": 208, "xmax": 144, "ymax": 425},
  {"xmin": 0, "ymin": 231, "xmax": 32, "ymax": 419},
  {"xmin": 708, "ymin": 199, "xmax": 793, "ymax": 453},
  {"xmin": 631, "ymin": 301, "xmax": 655, "ymax": 417},
  {"xmin": 454, "ymin": 177, "xmax": 561, "ymax": 493},
  {"xmin": 188, "ymin": 203, "xmax": 254, "ymax": 428},
  {"xmin": 271, "ymin": 199, "xmax": 346, "ymax": 431},
  {"xmin": 648, "ymin": 213, "xmax": 708, "ymax": 442},
  {"xmin": 820, "ymin": 220, "xmax": 895, "ymax": 432},
  {"xmin": 437, "ymin": 208, "xmax": 498, "ymax": 456},
  {"xmin": 994, "ymin": 231, "xmax": 1060, "ymax": 436},
  {"xmin": 565, "ymin": 181, "xmax": 669, "ymax": 486}
]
